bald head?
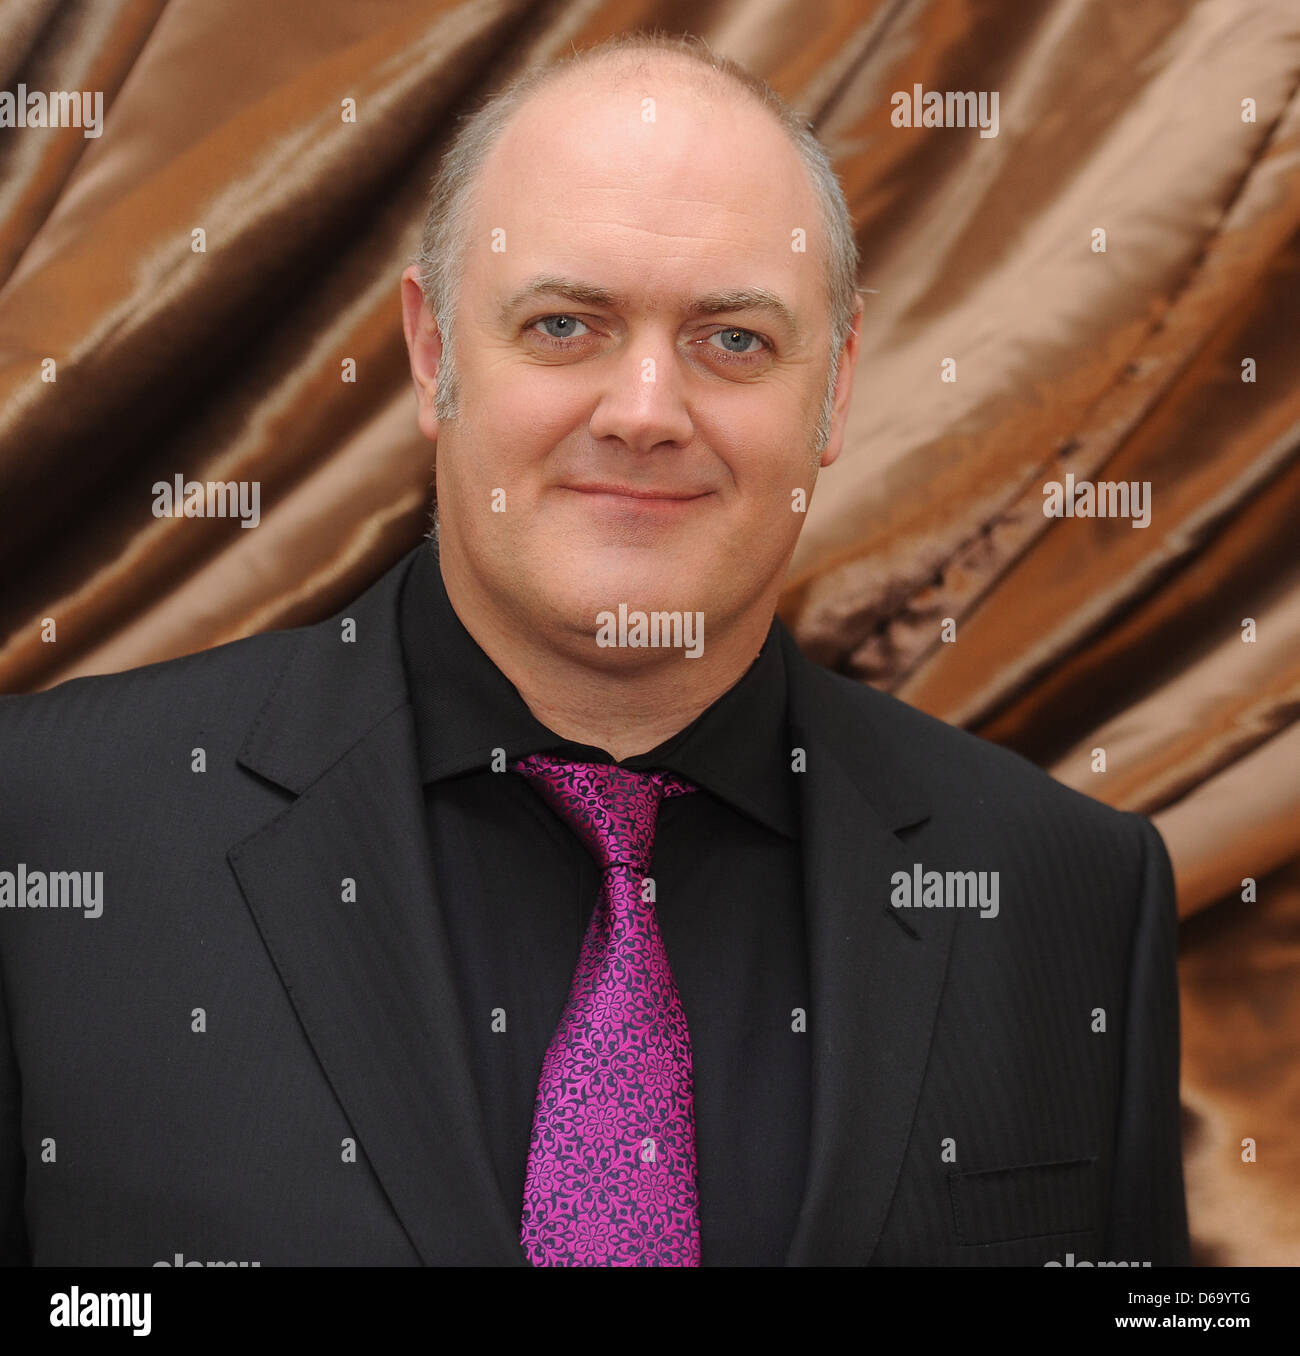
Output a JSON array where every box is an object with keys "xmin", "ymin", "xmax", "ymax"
[{"xmin": 475, "ymin": 52, "xmax": 818, "ymax": 233}]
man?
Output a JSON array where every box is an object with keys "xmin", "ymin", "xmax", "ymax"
[{"xmin": 0, "ymin": 33, "xmax": 1188, "ymax": 1267}]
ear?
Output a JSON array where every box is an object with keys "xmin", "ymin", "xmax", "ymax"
[
  {"xmin": 817, "ymin": 291, "xmax": 864, "ymax": 470},
  {"xmin": 401, "ymin": 264, "xmax": 444, "ymax": 443}
]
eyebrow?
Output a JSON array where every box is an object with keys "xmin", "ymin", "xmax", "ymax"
[{"xmin": 497, "ymin": 274, "xmax": 803, "ymax": 340}]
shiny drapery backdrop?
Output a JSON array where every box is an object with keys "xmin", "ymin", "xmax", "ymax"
[{"xmin": 1, "ymin": 0, "xmax": 1296, "ymax": 1266}]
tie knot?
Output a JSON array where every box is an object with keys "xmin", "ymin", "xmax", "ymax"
[{"xmin": 511, "ymin": 754, "xmax": 695, "ymax": 871}]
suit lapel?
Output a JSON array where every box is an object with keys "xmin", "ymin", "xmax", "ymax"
[
  {"xmin": 227, "ymin": 548, "xmax": 525, "ymax": 1266},
  {"xmin": 778, "ymin": 626, "xmax": 956, "ymax": 1266}
]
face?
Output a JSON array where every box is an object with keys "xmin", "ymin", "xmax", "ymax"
[{"xmin": 402, "ymin": 62, "xmax": 861, "ymax": 667}]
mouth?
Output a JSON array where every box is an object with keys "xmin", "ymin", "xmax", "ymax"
[{"xmin": 561, "ymin": 483, "xmax": 712, "ymax": 506}]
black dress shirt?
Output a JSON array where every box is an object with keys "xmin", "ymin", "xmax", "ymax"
[{"xmin": 398, "ymin": 542, "xmax": 810, "ymax": 1265}]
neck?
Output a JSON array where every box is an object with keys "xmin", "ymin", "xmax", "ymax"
[{"xmin": 439, "ymin": 551, "xmax": 777, "ymax": 763}]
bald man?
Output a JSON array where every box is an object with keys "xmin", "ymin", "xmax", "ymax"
[{"xmin": 0, "ymin": 32, "xmax": 1188, "ymax": 1268}]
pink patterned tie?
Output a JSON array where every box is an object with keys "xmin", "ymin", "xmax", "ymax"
[{"xmin": 510, "ymin": 753, "xmax": 702, "ymax": 1267}]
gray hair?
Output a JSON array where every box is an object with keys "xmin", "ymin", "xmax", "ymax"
[{"xmin": 413, "ymin": 30, "xmax": 860, "ymax": 467}]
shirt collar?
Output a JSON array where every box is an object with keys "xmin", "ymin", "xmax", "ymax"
[{"xmin": 398, "ymin": 541, "xmax": 799, "ymax": 839}]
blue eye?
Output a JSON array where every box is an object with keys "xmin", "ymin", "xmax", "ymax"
[
  {"xmin": 533, "ymin": 314, "xmax": 590, "ymax": 340},
  {"xmin": 708, "ymin": 328, "xmax": 765, "ymax": 355}
]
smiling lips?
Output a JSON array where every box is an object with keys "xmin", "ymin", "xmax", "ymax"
[{"xmin": 563, "ymin": 482, "xmax": 710, "ymax": 502}]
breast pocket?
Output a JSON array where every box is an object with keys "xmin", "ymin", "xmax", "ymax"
[{"xmin": 948, "ymin": 1156, "xmax": 1099, "ymax": 1246}]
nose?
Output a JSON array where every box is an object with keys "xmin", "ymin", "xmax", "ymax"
[{"xmin": 586, "ymin": 329, "xmax": 696, "ymax": 454}]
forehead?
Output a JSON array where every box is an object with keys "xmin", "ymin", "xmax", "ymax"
[{"xmin": 463, "ymin": 62, "xmax": 826, "ymax": 315}]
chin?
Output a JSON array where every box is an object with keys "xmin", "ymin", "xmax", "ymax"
[
  {"xmin": 527, "ymin": 568, "xmax": 699, "ymax": 641},
  {"xmin": 569, "ymin": 554, "xmax": 703, "ymax": 609}
]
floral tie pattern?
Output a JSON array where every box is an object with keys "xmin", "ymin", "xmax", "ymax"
[{"xmin": 510, "ymin": 753, "xmax": 701, "ymax": 1267}]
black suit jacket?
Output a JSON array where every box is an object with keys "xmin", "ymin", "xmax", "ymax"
[{"xmin": 0, "ymin": 546, "xmax": 1189, "ymax": 1266}]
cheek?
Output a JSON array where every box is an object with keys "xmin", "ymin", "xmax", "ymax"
[
  {"xmin": 700, "ymin": 399, "xmax": 813, "ymax": 480},
  {"xmin": 473, "ymin": 378, "xmax": 587, "ymax": 465},
  {"xmin": 725, "ymin": 445, "xmax": 814, "ymax": 510}
]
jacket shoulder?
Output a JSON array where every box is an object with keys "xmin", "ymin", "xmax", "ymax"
[
  {"xmin": 806, "ymin": 655, "xmax": 1151, "ymax": 851},
  {"xmin": 0, "ymin": 626, "xmax": 302, "ymax": 784}
]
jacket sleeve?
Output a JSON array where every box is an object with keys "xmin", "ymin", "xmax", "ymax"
[
  {"xmin": 0, "ymin": 960, "xmax": 29, "ymax": 1265},
  {"xmin": 1103, "ymin": 813, "xmax": 1191, "ymax": 1265}
]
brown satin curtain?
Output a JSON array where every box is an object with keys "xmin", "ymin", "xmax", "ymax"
[{"xmin": 1, "ymin": 0, "xmax": 1296, "ymax": 1265}]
